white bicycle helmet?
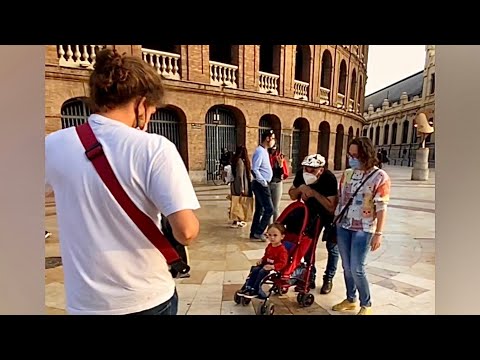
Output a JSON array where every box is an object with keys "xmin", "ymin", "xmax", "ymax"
[{"xmin": 301, "ymin": 154, "xmax": 326, "ymax": 168}]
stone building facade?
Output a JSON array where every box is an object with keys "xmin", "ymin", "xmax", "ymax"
[
  {"xmin": 45, "ymin": 45, "xmax": 369, "ymax": 183},
  {"xmin": 363, "ymin": 45, "xmax": 435, "ymax": 167}
]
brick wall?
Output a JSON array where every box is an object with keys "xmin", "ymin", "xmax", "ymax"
[{"xmin": 45, "ymin": 44, "xmax": 367, "ymax": 183}]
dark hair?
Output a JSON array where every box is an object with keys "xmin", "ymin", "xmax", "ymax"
[
  {"xmin": 89, "ymin": 49, "xmax": 164, "ymax": 112},
  {"xmin": 231, "ymin": 145, "xmax": 251, "ymax": 178},
  {"xmin": 348, "ymin": 137, "xmax": 379, "ymax": 170},
  {"xmin": 268, "ymin": 145, "xmax": 279, "ymax": 156},
  {"xmin": 267, "ymin": 222, "xmax": 286, "ymax": 234},
  {"xmin": 261, "ymin": 129, "xmax": 275, "ymax": 142}
]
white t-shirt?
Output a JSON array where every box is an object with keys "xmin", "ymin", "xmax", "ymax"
[{"xmin": 45, "ymin": 114, "xmax": 200, "ymax": 315}]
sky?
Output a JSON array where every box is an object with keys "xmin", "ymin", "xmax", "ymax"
[{"xmin": 365, "ymin": 45, "xmax": 426, "ymax": 96}]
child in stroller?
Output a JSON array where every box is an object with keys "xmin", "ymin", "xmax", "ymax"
[
  {"xmin": 237, "ymin": 223, "xmax": 288, "ymax": 300},
  {"xmin": 234, "ymin": 201, "xmax": 322, "ymax": 315}
]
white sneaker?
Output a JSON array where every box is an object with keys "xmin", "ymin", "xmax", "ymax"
[{"xmin": 238, "ymin": 221, "xmax": 247, "ymax": 227}]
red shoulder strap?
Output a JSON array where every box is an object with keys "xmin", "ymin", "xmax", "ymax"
[{"xmin": 75, "ymin": 122, "xmax": 188, "ymax": 273}]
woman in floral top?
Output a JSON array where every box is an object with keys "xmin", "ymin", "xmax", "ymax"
[{"xmin": 331, "ymin": 137, "xmax": 391, "ymax": 315}]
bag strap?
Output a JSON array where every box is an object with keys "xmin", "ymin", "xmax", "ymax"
[
  {"xmin": 75, "ymin": 122, "xmax": 189, "ymax": 276},
  {"xmin": 333, "ymin": 168, "xmax": 379, "ymax": 224}
]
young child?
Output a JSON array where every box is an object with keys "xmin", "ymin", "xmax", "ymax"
[{"xmin": 240, "ymin": 223, "xmax": 289, "ymax": 299}]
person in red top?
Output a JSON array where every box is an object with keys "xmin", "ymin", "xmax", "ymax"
[
  {"xmin": 268, "ymin": 146, "xmax": 289, "ymax": 223},
  {"xmin": 240, "ymin": 223, "xmax": 288, "ymax": 299}
]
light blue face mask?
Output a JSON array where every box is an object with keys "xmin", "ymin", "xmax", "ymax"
[{"xmin": 348, "ymin": 157, "xmax": 360, "ymax": 170}]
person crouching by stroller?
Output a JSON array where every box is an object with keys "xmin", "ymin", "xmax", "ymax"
[{"xmin": 239, "ymin": 223, "xmax": 289, "ymax": 299}]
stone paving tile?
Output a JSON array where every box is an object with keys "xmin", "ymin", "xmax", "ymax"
[
  {"xmin": 45, "ymin": 282, "xmax": 66, "ymax": 310},
  {"xmin": 375, "ymin": 278, "xmax": 429, "ymax": 297},
  {"xmin": 44, "ymin": 165, "xmax": 435, "ymax": 315},
  {"xmin": 365, "ymin": 266, "xmax": 400, "ymax": 279},
  {"xmin": 46, "ymin": 306, "xmax": 67, "ymax": 315},
  {"xmin": 221, "ymin": 301, "xmax": 255, "ymax": 315},
  {"xmin": 45, "ymin": 266, "xmax": 64, "ymax": 285},
  {"xmin": 223, "ymin": 284, "xmax": 242, "ymax": 302},
  {"xmin": 223, "ymin": 270, "xmax": 247, "ymax": 285},
  {"xmin": 390, "ymin": 273, "xmax": 435, "ymax": 291}
]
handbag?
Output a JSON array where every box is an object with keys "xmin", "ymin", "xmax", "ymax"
[
  {"xmin": 229, "ymin": 195, "xmax": 254, "ymax": 222},
  {"xmin": 75, "ymin": 122, "xmax": 190, "ymax": 278},
  {"xmin": 322, "ymin": 169, "xmax": 379, "ymax": 243}
]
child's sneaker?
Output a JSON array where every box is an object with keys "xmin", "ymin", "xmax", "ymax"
[
  {"xmin": 237, "ymin": 287, "xmax": 251, "ymax": 297},
  {"xmin": 242, "ymin": 289, "xmax": 258, "ymax": 299}
]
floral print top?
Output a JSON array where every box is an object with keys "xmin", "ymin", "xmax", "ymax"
[{"xmin": 335, "ymin": 166, "xmax": 391, "ymax": 233}]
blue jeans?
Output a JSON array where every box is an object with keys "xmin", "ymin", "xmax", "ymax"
[
  {"xmin": 127, "ymin": 290, "xmax": 178, "ymax": 315},
  {"xmin": 304, "ymin": 226, "xmax": 339, "ymax": 281},
  {"xmin": 250, "ymin": 180, "xmax": 274, "ymax": 237},
  {"xmin": 336, "ymin": 226, "xmax": 373, "ymax": 307},
  {"xmin": 246, "ymin": 266, "xmax": 269, "ymax": 296}
]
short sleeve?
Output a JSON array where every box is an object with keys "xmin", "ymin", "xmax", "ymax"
[
  {"xmin": 146, "ymin": 139, "xmax": 200, "ymax": 217},
  {"xmin": 373, "ymin": 170, "xmax": 391, "ymax": 212},
  {"xmin": 292, "ymin": 169, "xmax": 304, "ymax": 188},
  {"xmin": 323, "ymin": 172, "xmax": 339, "ymax": 197}
]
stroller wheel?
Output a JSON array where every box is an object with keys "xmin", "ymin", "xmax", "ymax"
[
  {"xmin": 234, "ymin": 291, "xmax": 241, "ymax": 304},
  {"xmin": 259, "ymin": 302, "xmax": 275, "ymax": 315},
  {"xmin": 274, "ymin": 286, "xmax": 288, "ymax": 295},
  {"xmin": 268, "ymin": 303, "xmax": 275, "ymax": 315},
  {"xmin": 297, "ymin": 293, "xmax": 315, "ymax": 307},
  {"xmin": 241, "ymin": 297, "xmax": 251, "ymax": 306},
  {"xmin": 296, "ymin": 293, "xmax": 304, "ymax": 305}
]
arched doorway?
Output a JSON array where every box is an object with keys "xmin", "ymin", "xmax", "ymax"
[
  {"xmin": 391, "ymin": 123, "xmax": 398, "ymax": 145},
  {"xmin": 258, "ymin": 114, "xmax": 281, "ymax": 146},
  {"xmin": 259, "ymin": 45, "xmax": 282, "ymax": 95},
  {"xmin": 402, "ymin": 120, "xmax": 409, "ymax": 144},
  {"xmin": 320, "ymin": 50, "xmax": 333, "ymax": 104},
  {"xmin": 345, "ymin": 126, "xmax": 354, "ymax": 168},
  {"xmin": 148, "ymin": 107, "xmax": 188, "ymax": 168},
  {"xmin": 383, "ymin": 124, "xmax": 390, "ymax": 145},
  {"xmin": 349, "ymin": 69, "xmax": 357, "ymax": 111},
  {"xmin": 205, "ymin": 106, "xmax": 243, "ymax": 181},
  {"xmin": 334, "ymin": 124, "xmax": 345, "ymax": 170},
  {"xmin": 209, "ymin": 44, "xmax": 236, "ymax": 65},
  {"xmin": 294, "ymin": 45, "xmax": 311, "ymax": 100},
  {"xmin": 142, "ymin": 44, "xmax": 180, "ymax": 54},
  {"xmin": 317, "ymin": 121, "xmax": 330, "ymax": 165},
  {"xmin": 61, "ymin": 98, "xmax": 91, "ymax": 128},
  {"xmin": 338, "ymin": 60, "xmax": 348, "ymax": 107},
  {"xmin": 291, "ymin": 118, "xmax": 310, "ymax": 173},
  {"xmin": 358, "ymin": 75, "xmax": 364, "ymax": 113},
  {"xmin": 375, "ymin": 125, "xmax": 381, "ymax": 146},
  {"xmin": 356, "ymin": 128, "xmax": 360, "ymax": 138}
]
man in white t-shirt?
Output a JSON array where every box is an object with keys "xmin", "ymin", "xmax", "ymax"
[{"xmin": 45, "ymin": 48, "xmax": 200, "ymax": 315}]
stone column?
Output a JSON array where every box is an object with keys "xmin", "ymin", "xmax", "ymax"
[{"xmin": 411, "ymin": 147, "xmax": 430, "ymax": 181}]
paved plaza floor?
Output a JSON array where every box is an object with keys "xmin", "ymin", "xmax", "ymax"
[{"xmin": 45, "ymin": 165, "xmax": 435, "ymax": 315}]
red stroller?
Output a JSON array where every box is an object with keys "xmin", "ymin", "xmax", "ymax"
[{"xmin": 234, "ymin": 200, "xmax": 321, "ymax": 315}]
